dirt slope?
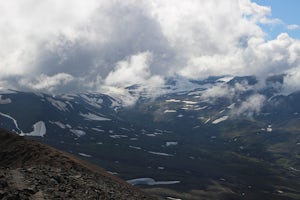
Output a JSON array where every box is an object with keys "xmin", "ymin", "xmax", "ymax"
[{"xmin": 0, "ymin": 129, "xmax": 156, "ymax": 200}]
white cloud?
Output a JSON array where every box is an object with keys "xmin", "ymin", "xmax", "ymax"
[
  {"xmin": 104, "ymin": 52, "xmax": 164, "ymax": 105},
  {"xmin": 105, "ymin": 52, "xmax": 163, "ymax": 87},
  {"xmin": 0, "ymin": 0, "xmax": 300, "ymax": 95},
  {"xmin": 282, "ymin": 67, "xmax": 300, "ymax": 94},
  {"xmin": 200, "ymin": 84, "xmax": 233, "ymax": 100},
  {"xmin": 259, "ymin": 18, "xmax": 282, "ymax": 25},
  {"xmin": 0, "ymin": 80, "xmax": 13, "ymax": 92},
  {"xmin": 19, "ymin": 73, "xmax": 74, "ymax": 92},
  {"xmin": 178, "ymin": 32, "xmax": 300, "ymax": 79},
  {"xmin": 287, "ymin": 24, "xmax": 300, "ymax": 30},
  {"xmin": 0, "ymin": 0, "xmax": 98, "ymax": 78},
  {"xmin": 200, "ymin": 80, "xmax": 254, "ymax": 100},
  {"xmin": 231, "ymin": 94, "xmax": 266, "ymax": 117}
]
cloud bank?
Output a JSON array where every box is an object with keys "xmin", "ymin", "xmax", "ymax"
[{"xmin": 0, "ymin": 0, "xmax": 300, "ymax": 97}]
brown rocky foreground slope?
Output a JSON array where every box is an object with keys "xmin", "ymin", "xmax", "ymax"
[{"xmin": 0, "ymin": 129, "xmax": 156, "ymax": 200}]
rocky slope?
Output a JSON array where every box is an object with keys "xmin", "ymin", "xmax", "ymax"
[{"xmin": 0, "ymin": 129, "xmax": 156, "ymax": 200}]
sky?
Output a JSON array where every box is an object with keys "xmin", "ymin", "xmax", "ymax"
[
  {"xmin": 252, "ymin": 0, "xmax": 300, "ymax": 39},
  {"xmin": 0, "ymin": 0, "xmax": 300, "ymax": 98}
]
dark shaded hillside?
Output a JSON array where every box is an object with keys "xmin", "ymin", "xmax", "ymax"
[{"xmin": 0, "ymin": 129, "xmax": 156, "ymax": 200}]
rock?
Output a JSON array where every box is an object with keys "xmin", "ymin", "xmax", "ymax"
[
  {"xmin": 0, "ymin": 180, "xmax": 8, "ymax": 188},
  {"xmin": 23, "ymin": 188, "xmax": 36, "ymax": 195},
  {"xmin": 0, "ymin": 190, "xmax": 7, "ymax": 199},
  {"xmin": 0, "ymin": 130, "xmax": 157, "ymax": 200}
]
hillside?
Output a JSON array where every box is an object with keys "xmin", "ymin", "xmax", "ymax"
[
  {"xmin": 1, "ymin": 76, "xmax": 300, "ymax": 199},
  {"xmin": 0, "ymin": 129, "xmax": 156, "ymax": 200}
]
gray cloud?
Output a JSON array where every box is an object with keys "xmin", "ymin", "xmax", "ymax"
[
  {"xmin": 23, "ymin": 0, "xmax": 175, "ymax": 89},
  {"xmin": 0, "ymin": 0, "xmax": 300, "ymax": 96},
  {"xmin": 200, "ymin": 80, "xmax": 255, "ymax": 101}
]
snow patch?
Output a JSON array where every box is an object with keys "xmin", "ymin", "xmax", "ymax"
[
  {"xmin": 0, "ymin": 112, "xmax": 22, "ymax": 133},
  {"xmin": 194, "ymin": 106, "xmax": 207, "ymax": 110},
  {"xmin": 66, "ymin": 124, "xmax": 72, "ymax": 129},
  {"xmin": 219, "ymin": 109, "xmax": 225, "ymax": 114},
  {"xmin": 267, "ymin": 125, "xmax": 273, "ymax": 132},
  {"xmin": 167, "ymin": 197, "xmax": 182, "ymax": 200},
  {"xmin": 217, "ymin": 76, "xmax": 234, "ymax": 83},
  {"xmin": 129, "ymin": 145, "xmax": 142, "ymax": 150},
  {"xmin": 78, "ymin": 153, "xmax": 92, "ymax": 157},
  {"xmin": 165, "ymin": 142, "xmax": 178, "ymax": 147},
  {"xmin": 70, "ymin": 129, "xmax": 86, "ymax": 137},
  {"xmin": 21, "ymin": 121, "xmax": 46, "ymax": 137},
  {"xmin": 49, "ymin": 121, "xmax": 66, "ymax": 129},
  {"xmin": 204, "ymin": 118, "xmax": 211, "ymax": 124},
  {"xmin": 227, "ymin": 103, "xmax": 235, "ymax": 109},
  {"xmin": 148, "ymin": 151, "xmax": 174, "ymax": 156},
  {"xmin": 109, "ymin": 134, "xmax": 128, "ymax": 139},
  {"xmin": 108, "ymin": 171, "xmax": 118, "ymax": 175},
  {"xmin": 109, "ymin": 97, "xmax": 121, "ymax": 108},
  {"xmin": 146, "ymin": 134, "xmax": 156, "ymax": 137},
  {"xmin": 92, "ymin": 128, "xmax": 105, "ymax": 132},
  {"xmin": 47, "ymin": 97, "xmax": 68, "ymax": 111},
  {"xmin": 80, "ymin": 113, "xmax": 111, "ymax": 121},
  {"xmin": 165, "ymin": 99, "xmax": 181, "ymax": 103},
  {"xmin": 60, "ymin": 94, "xmax": 77, "ymax": 100},
  {"xmin": 164, "ymin": 110, "xmax": 177, "ymax": 113},
  {"xmin": 0, "ymin": 95, "xmax": 12, "ymax": 104},
  {"xmin": 182, "ymin": 100, "xmax": 198, "ymax": 104},
  {"xmin": 127, "ymin": 178, "xmax": 180, "ymax": 186},
  {"xmin": 212, "ymin": 116, "xmax": 229, "ymax": 124},
  {"xmin": 80, "ymin": 94, "xmax": 103, "ymax": 109},
  {"xmin": 0, "ymin": 113, "xmax": 46, "ymax": 137}
]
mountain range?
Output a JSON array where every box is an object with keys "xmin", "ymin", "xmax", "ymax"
[{"xmin": 1, "ymin": 75, "xmax": 300, "ymax": 200}]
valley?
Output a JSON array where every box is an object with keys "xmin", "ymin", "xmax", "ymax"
[{"xmin": 1, "ymin": 76, "xmax": 300, "ymax": 199}]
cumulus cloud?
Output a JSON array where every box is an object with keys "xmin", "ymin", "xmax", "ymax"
[
  {"xmin": 231, "ymin": 94, "xmax": 266, "ymax": 117},
  {"xmin": 0, "ymin": 0, "xmax": 98, "ymax": 77},
  {"xmin": 200, "ymin": 81, "xmax": 254, "ymax": 100},
  {"xmin": 282, "ymin": 67, "xmax": 300, "ymax": 94},
  {"xmin": 105, "ymin": 52, "xmax": 164, "ymax": 87},
  {"xmin": 103, "ymin": 52, "xmax": 164, "ymax": 105},
  {"xmin": 0, "ymin": 0, "xmax": 300, "ymax": 95},
  {"xmin": 18, "ymin": 73, "xmax": 74, "ymax": 92}
]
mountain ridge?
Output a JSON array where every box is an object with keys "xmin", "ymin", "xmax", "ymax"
[
  {"xmin": 1, "ymin": 75, "xmax": 300, "ymax": 199},
  {"xmin": 0, "ymin": 129, "xmax": 156, "ymax": 200}
]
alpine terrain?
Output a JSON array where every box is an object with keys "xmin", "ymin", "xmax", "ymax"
[{"xmin": 1, "ymin": 75, "xmax": 300, "ymax": 200}]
